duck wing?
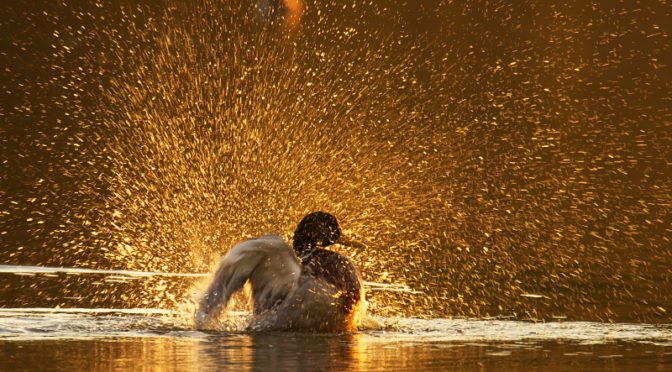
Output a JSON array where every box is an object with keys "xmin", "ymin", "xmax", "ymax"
[
  {"xmin": 251, "ymin": 273, "xmax": 345, "ymax": 331},
  {"xmin": 194, "ymin": 234, "xmax": 301, "ymax": 328}
]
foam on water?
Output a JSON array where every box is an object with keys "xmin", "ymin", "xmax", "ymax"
[
  {"xmin": 1, "ymin": 307, "xmax": 670, "ymax": 347},
  {"xmin": 366, "ymin": 318, "xmax": 672, "ymax": 346}
]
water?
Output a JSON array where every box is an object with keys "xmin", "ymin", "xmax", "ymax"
[
  {"xmin": 1, "ymin": 266, "xmax": 671, "ymax": 370},
  {"xmin": 1, "ymin": 0, "xmax": 671, "ymax": 369},
  {"xmin": 1, "ymin": 307, "xmax": 671, "ymax": 371}
]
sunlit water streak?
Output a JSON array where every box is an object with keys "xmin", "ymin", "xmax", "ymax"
[
  {"xmin": 0, "ymin": 264, "xmax": 208, "ymax": 278},
  {"xmin": 0, "ymin": 264, "xmax": 417, "ymax": 293}
]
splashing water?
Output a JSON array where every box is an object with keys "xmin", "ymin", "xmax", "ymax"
[{"xmin": 1, "ymin": 1, "xmax": 671, "ymax": 323}]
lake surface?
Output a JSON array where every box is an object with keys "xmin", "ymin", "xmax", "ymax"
[
  {"xmin": 1, "ymin": 307, "xmax": 671, "ymax": 371},
  {"xmin": 0, "ymin": 266, "xmax": 671, "ymax": 370}
]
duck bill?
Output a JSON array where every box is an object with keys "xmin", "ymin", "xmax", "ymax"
[{"xmin": 337, "ymin": 235, "xmax": 367, "ymax": 249}]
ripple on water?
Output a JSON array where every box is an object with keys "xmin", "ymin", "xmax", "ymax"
[
  {"xmin": 364, "ymin": 317, "xmax": 672, "ymax": 346},
  {"xmin": 1, "ymin": 308, "xmax": 671, "ymax": 347}
]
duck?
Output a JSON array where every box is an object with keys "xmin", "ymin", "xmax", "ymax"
[{"xmin": 194, "ymin": 212, "xmax": 366, "ymax": 332}]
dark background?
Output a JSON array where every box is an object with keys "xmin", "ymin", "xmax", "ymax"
[{"xmin": 1, "ymin": 0, "xmax": 671, "ymax": 322}]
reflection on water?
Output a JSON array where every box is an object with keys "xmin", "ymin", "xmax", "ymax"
[
  {"xmin": 197, "ymin": 333, "xmax": 365, "ymax": 371},
  {"xmin": 4, "ymin": 337, "xmax": 671, "ymax": 371},
  {"xmin": 0, "ymin": 309, "xmax": 670, "ymax": 371}
]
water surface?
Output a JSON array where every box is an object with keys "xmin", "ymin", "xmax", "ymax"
[
  {"xmin": 1, "ymin": 266, "xmax": 670, "ymax": 370},
  {"xmin": 1, "ymin": 307, "xmax": 671, "ymax": 371}
]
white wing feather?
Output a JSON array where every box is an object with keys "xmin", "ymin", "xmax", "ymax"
[{"xmin": 194, "ymin": 235, "xmax": 301, "ymax": 328}]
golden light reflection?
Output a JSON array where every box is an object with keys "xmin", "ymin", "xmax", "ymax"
[
  {"xmin": 2, "ymin": 332, "xmax": 671, "ymax": 371},
  {"xmin": 1, "ymin": 0, "xmax": 670, "ymax": 324}
]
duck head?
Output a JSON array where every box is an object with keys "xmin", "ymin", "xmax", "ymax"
[
  {"xmin": 292, "ymin": 212, "xmax": 367, "ymax": 260},
  {"xmin": 292, "ymin": 212, "xmax": 340, "ymax": 259}
]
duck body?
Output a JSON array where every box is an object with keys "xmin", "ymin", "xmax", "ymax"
[
  {"xmin": 261, "ymin": 248, "xmax": 364, "ymax": 332},
  {"xmin": 301, "ymin": 248, "xmax": 363, "ymax": 317},
  {"xmin": 195, "ymin": 213, "xmax": 365, "ymax": 332}
]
